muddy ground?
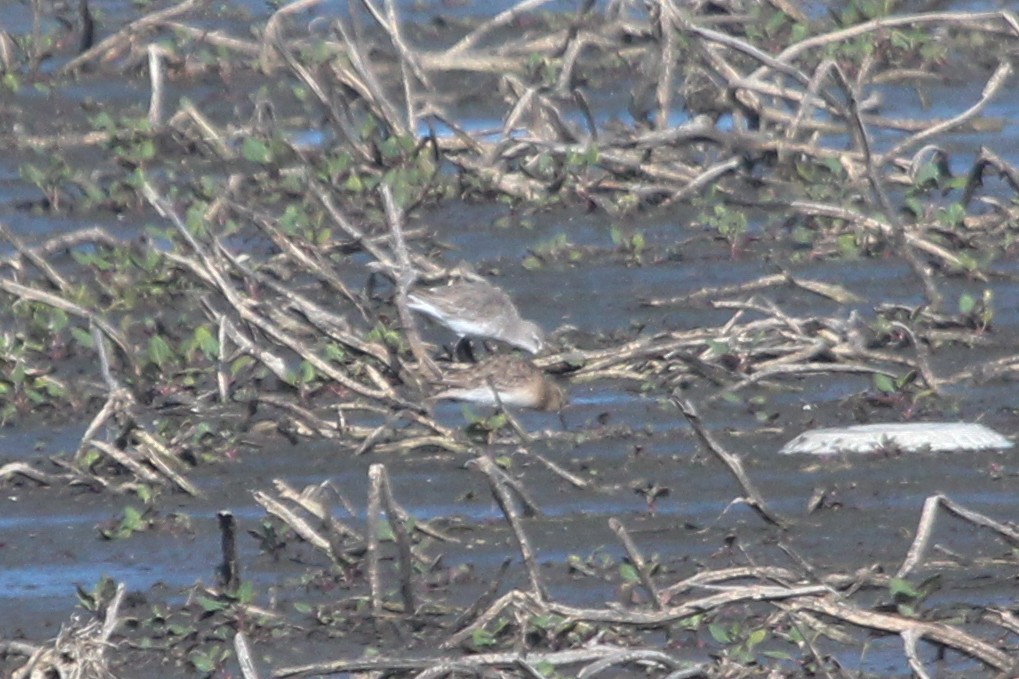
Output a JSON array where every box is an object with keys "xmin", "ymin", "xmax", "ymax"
[{"xmin": 2, "ymin": 1, "xmax": 1019, "ymax": 678}]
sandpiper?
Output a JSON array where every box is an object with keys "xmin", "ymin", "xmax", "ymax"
[
  {"xmin": 407, "ymin": 279, "xmax": 544, "ymax": 354},
  {"xmin": 429, "ymin": 355, "xmax": 566, "ymax": 411}
]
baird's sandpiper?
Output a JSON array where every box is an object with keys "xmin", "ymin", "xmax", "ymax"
[
  {"xmin": 407, "ymin": 279, "xmax": 544, "ymax": 354},
  {"xmin": 429, "ymin": 354, "xmax": 566, "ymax": 411}
]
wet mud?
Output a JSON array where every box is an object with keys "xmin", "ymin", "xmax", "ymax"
[{"xmin": 2, "ymin": 1, "xmax": 1019, "ymax": 678}]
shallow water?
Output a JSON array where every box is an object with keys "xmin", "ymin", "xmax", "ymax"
[{"xmin": 2, "ymin": 1, "xmax": 1019, "ymax": 677}]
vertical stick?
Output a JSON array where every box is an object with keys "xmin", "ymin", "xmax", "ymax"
[
  {"xmin": 217, "ymin": 511, "xmax": 240, "ymax": 595},
  {"xmin": 366, "ymin": 465, "xmax": 384, "ymax": 612},
  {"xmin": 234, "ymin": 631, "xmax": 262, "ymax": 679},
  {"xmin": 373, "ymin": 464, "xmax": 416, "ymax": 614},
  {"xmin": 673, "ymin": 397, "xmax": 787, "ymax": 528},
  {"xmin": 473, "ymin": 455, "xmax": 547, "ymax": 602},
  {"xmin": 148, "ymin": 44, "xmax": 164, "ymax": 128},
  {"xmin": 381, "ymin": 184, "xmax": 439, "ymax": 379},
  {"xmin": 608, "ymin": 518, "xmax": 662, "ymax": 609}
]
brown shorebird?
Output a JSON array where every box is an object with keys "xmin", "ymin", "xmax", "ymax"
[
  {"xmin": 407, "ymin": 279, "xmax": 544, "ymax": 354},
  {"xmin": 429, "ymin": 354, "xmax": 566, "ymax": 411}
]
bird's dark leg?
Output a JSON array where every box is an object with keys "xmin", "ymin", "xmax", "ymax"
[{"xmin": 454, "ymin": 337, "xmax": 478, "ymax": 363}]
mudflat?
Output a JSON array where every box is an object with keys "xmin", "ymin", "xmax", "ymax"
[{"xmin": 1, "ymin": 1, "xmax": 1018, "ymax": 677}]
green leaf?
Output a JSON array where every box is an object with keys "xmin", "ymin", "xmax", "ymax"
[
  {"xmin": 190, "ymin": 651, "xmax": 216, "ymax": 673},
  {"xmin": 836, "ymin": 233, "xmax": 859, "ymax": 256},
  {"xmin": 708, "ymin": 622, "xmax": 731, "ymax": 643},
  {"xmin": 242, "ymin": 138, "xmax": 273, "ymax": 164},
  {"xmin": 958, "ymin": 293, "xmax": 976, "ymax": 315},
  {"xmin": 939, "ymin": 203, "xmax": 966, "ymax": 229},
  {"xmin": 324, "ymin": 343, "xmax": 346, "ymax": 362},
  {"xmin": 48, "ymin": 309, "xmax": 69, "ymax": 332},
  {"xmin": 131, "ymin": 247, "xmax": 161, "ymax": 272},
  {"xmin": 705, "ymin": 339, "xmax": 729, "ymax": 356},
  {"xmin": 913, "ymin": 161, "xmax": 940, "ymax": 186},
  {"xmin": 873, "ymin": 373, "xmax": 896, "ymax": 394},
  {"xmin": 326, "ymin": 151, "xmax": 352, "ymax": 176},
  {"xmin": 376, "ymin": 520, "xmax": 395, "ymax": 542},
  {"xmin": 298, "ymin": 361, "xmax": 316, "ymax": 384},
  {"xmin": 610, "ymin": 226, "xmax": 623, "ymax": 246},
  {"xmin": 535, "ymin": 661, "xmax": 556, "ymax": 676},
  {"xmin": 379, "ymin": 136, "xmax": 403, "ymax": 159},
  {"xmin": 197, "ymin": 596, "xmax": 229, "ymax": 613},
  {"xmin": 230, "ymin": 355, "xmax": 254, "ymax": 375},
  {"xmin": 71, "ymin": 327, "xmax": 95, "ymax": 348},
  {"xmin": 631, "ymin": 232, "xmax": 646, "ymax": 254},
  {"xmin": 148, "ymin": 335, "xmax": 174, "ymax": 368},
  {"xmin": 136, "ymin": 139, "xmax": 156, "ymax": 160},
  {"xmin": 945, "ymin": 175, "xmax": 968, "ymax": 191},
  {"xmin": 619, "ymin": 563, "xmax": 639, "ymax": 583},
  {"xmin": 75, "ymin": 584, "xmax": 97, "ymax": 611},
  {"xmin": 343, "ymin": 173, "xmax": 364, "ymax": 192},
  {"xmin": 889, "ymin": 577, "xmax": 920, "ymax": 599},
  {"xmin": 904, "ymin": 195, "xmax": 923, "ymax": 218},
  {"xmin": 765, "ymin": 10, "xmax": 786, "ymax": 33},
  {"xmin": 37, "ymin": 376, "xmax": 65, "ymax": 398},
  {"xmin": 79, "ymin": 448, "xmax": 102, "ymax": 468},
  {"xmin": 193, "ymin": 325, "xmax": 219, "ymax": 359},
  {"xmin": 122, "ymin": 505, "xmax": 143, "ymax": 530},
  {"xmin": 135, "ymin": 484, "xmax": 153, "ymax": 504},
  {"xmin": 20, "ymin": 163, "xmax": 46, "ymax": 187},
  {"xmin": 471, "ymin": 628, "xmax": 496, "ymax": 647},
  {"xmin": 790, "ymin": 23, "xmax": 809, "ymax": 42},
  {"xmin": 530, "ymin": 614, "xmax": 558, "ymax": 631},
  {"xmin": 235, "ymin": 581, "xmax": 255, "ymax": 604}
]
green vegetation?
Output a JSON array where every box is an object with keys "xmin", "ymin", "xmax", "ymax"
[{"xmin": 1, "ymin": 0, "xmax": 1017, "ymax": 677}]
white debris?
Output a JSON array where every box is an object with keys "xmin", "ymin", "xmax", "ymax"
[{"xmin": 779, "ymin": 422, "xmax": 1014, "ymax": 455}]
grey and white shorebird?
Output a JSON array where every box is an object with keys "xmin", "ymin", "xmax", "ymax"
[
  {"xmin": 429, "ymin": 354, "xmax": 566, "ymax": 411},
  {"xmin": 407, "ymin": 279, "xmax": 544, "ymax": 354}
]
